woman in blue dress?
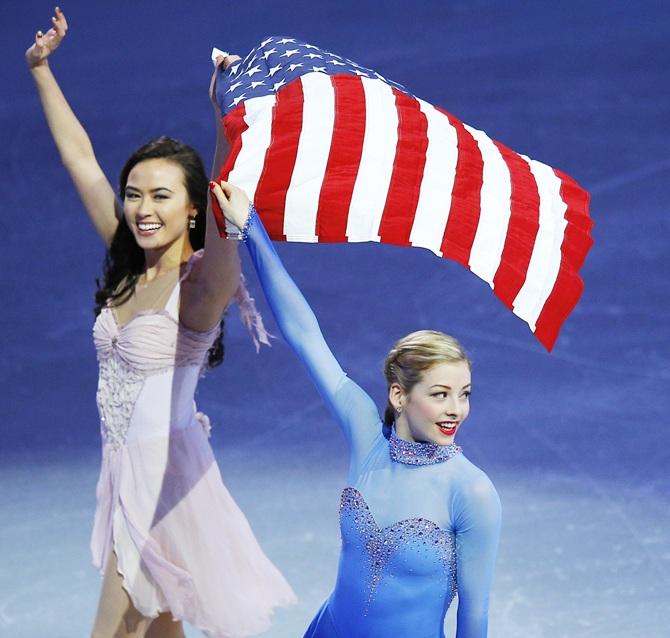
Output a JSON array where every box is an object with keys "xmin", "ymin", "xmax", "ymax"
[{"xmin": 210, "ymin": 180, "xmax": 502, "ymax": 638}]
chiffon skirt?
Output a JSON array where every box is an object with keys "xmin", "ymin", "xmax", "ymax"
[{"xmin": 91, "ymin": 421, "xmax": 296, "ymax": 637}]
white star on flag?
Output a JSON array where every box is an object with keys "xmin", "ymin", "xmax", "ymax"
[
  {"xmin": 281, "ymin": 49, "xmax": 300, "ymax": 58},
  {"xmin": 246, "ymin": 65, "xmax": 262, "ymax": 77},
  {"xmin": 272, "ymin": 79, "xmax": 286, "ymax": 90},
  {"xmin": 227, "ymin": 81, "xmax": 243, "ymax": 93},
  {"xmin": 249, "ymin": 80, "xmax": 266, "ymax": 89},
  {"xmin": 231, "ymin": 93, "xmax": 246, "ymax": 106},
  {"xmin": 260, "ymin": 37, "xmax": 273, "ymax": 47},
  {"xmin": 312, "ymin": 66, "xmax": 326, "ymax": 72},
  {"xmin": 288, "ymin": 63, "xmax": 304, "ymax": 72},
  {"xmin": 305, "ymin": 53, "xmax": 323, "ymax": 59},
  {"xmin": 277, "ymin": 38, "xmax": 296, "ymax": 45},
  {"xmin": 229, "ymin": 64, "xmax": 240, "ymax": 75},
  {"xmin": 263, "ymin": 48, "xmax": 277, "ymax": 59},
  {"xmin": 328, "ymin": 59, "xmax": 346, "ymax": 66},
  {"xmin": 267, "ymin": 65, "xmax": 282, "ymax": 77}
]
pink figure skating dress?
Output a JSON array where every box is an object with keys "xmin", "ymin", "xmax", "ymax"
[{"xmin": 91, "ymin": 252, "xmax": 296, "ymax": 637}]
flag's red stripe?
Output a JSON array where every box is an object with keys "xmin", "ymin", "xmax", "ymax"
[
  {"xmin": 436, "ymin": 108, "xmax": 483, "ymax": 267},
  {"xmin": 534, "ymin": 171, "xmax": 593, "ymax": 350},
  {"xmin": 253, "ymin": 79, "xmax": 305, "ymax": 240},
  {"xmin": 221, "ymin": 103, "xmax": 248, "ymax": 178},
  {"xmin": 377, "ymin": 90, "xmax": 428, "ymax": 246},
  {"xmin": 491, "ymin": 141, "xmax": 541, "ymax": 309},
  {"xmin": 213, "ymin": 104, "xmax": 249, "ymax": 236},
  {"xmin": 553, "ymin": 169, "xmax": 594, "ymax": 254},
  {"xmin": 315, "ymin": 75, "xmax": 366, "ymax": 242}
]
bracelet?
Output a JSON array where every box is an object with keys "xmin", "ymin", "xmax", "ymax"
[{"xmin": 241, "ymin": 203, "xmax": 258, "ymax": 241}]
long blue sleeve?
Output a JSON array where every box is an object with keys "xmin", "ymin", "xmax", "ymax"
[
  {"xmin": 244, "ymin": 213, "xmax": 381, "ymax": 466},
  {"xmin": 453, "ymin": 475, "xmax": 502, "ymax": 638}
]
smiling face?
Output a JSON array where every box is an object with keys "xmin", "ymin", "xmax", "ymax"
[
  {"xmin": 123, "ymin": 158, "xmax": 196, "ymax": 262},
  {"xmin": 392, "ymin": 360, "xmax": 471, "ymax": 445}
]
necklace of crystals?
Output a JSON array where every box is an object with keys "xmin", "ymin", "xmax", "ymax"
[{"xmin": 388, "ymin": 427, "xmax": 462, "ymax": 466}]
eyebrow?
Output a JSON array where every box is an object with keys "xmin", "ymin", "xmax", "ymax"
[
  {"xmin": 430, "ymin": 384, "xmax": 472, "ymax": 390},
  {"xmin": 125, "ymin": 186, "xmax": 175, "ymax": 193}
]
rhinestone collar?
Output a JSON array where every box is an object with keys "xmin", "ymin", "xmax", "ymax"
[{"xmin": 389, "ymin": 427, "xmax": 462, "ymax": 466}]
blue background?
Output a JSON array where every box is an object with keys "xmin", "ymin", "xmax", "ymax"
[{"xmin": 1, "ymin": 1, "xmax": 668, "ymax": 636}]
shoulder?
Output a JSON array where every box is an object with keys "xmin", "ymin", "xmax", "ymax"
[
  {"xmin": 333, "ymin": 377, "xmax": 386, "ymax": 462},
  {"xmin": 335, "ymin": 377, "xmax": 381, "ymax": 420},
  {"xmin": 449, "ymin": 455, "xmax": 501, "ymax": 523}
]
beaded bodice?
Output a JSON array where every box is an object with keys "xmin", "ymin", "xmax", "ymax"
[
  {"xmin": 93, "ymin": 307, "xmax": 219, "ymax": 449},
  {"xmin": 339, "ymin": 487, "xmax": 457, "ymax": 614}
]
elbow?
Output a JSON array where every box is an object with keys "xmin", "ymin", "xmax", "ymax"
[{"xmin": 273, "ymin": 311, "xmax": 319, "ymax": 351}]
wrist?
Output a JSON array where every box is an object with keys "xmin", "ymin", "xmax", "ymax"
[
  {"xmin": 28, "ymin": 59, "xmax": 50, "ymax": 74},
  {"xmin": 241, "ymin": 203, "xmax": 258, "ymax": 241}
]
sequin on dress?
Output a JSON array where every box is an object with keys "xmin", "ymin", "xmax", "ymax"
[
  {"xmin": 244, "ymin": 215, "xmax": 501, "ymax": 638},
  {"xmin": 91, "ymin": 251, "xmax": 296, "ymax": 637}
]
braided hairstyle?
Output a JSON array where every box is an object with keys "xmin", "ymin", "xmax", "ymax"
[
  {"xmin": 382, "ymin": 330, "xmax": 471, "ymax": 428},
  {"xmin": 94, "ymin": 136, "xmax": 225, "ymax": 368}
]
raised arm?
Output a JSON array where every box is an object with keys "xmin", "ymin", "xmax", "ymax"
[
  {"xmin": 26, "ymin": 7, "xmax": 119, "ymax": 245},
  {"xmin": 453, "ymin": 475, "xmax": 502, "ymax": 638},
  {"xmin": 209, "ymin": 181, "xmax": 381, "ymax": 455},
  {"xmin": 179, "ymin": 55, "xmax": 241, "ymax": 331}
]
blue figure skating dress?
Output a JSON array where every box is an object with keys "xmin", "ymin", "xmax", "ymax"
[{"xmin": 244, "ymin": 211, "xmax": 502, "ymax": 638}]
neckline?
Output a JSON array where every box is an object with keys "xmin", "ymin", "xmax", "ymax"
[
  {"xmin": 388, "ymin": 427, "xmax": 461, "ymax": 467},
  {"xmin": 341, "ymin": 487, "xmax": 450, "ymax": 535},
  {"xmin": 108, "ymin": 306, "xmax": 178, "ymax": 331},
  {"xmin": 101, "ymin": 305, "xmax": 219, "ymax": 337},
  {"xmin": 108, "ymin": 279, "xmax": 182, "ymax": 329}
]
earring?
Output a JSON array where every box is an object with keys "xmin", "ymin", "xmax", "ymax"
[
  {"xmin": 189, "ymin": 217, "xmax": 196, "ymax": 229},
  {"xmin": 396, "ymin": 406, "xmax": 402, "ymax": 415}
]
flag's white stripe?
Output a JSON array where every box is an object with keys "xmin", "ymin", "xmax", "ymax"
[
  {"xmin": 226, "ymin": 95, "xmax": 275, "ymax": 238},
  {"xmin": 346, "ymin": 78, "xmax": 398, "ymax": 242},
  {"xmin": 464, "ymin": 124, "xmax": 513, "ymax": 287},
  {"xmin": 283, "ymin": 73, "xmax": 335, "ymax": 242},
  {"xmin": 408, "ymin": 101, "xmax": 459, "ymax": 257},
  {"xmin": 228, "ymin": 95, "xmax": 276, "ymax": 202},
  {"xmin": 512, "ymin": 159, "xmax": 567, "ymax": 329}
]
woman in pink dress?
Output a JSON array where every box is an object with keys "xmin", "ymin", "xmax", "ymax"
[{"xmin": 26, "ymin": 8, "xmax": 295, "ymax": 637}]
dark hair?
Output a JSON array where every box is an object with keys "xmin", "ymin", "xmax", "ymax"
[{"xmin": 94, "ymin": 136, "xmax": 225, "ymax": 368}]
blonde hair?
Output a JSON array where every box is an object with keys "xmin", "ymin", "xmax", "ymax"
[{"xmin": 383, "ymin": 330, "xmax": 471, "ymax": 426}]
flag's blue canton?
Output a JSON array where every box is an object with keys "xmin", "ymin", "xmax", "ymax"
[{"xmin": 216, "ymin": 35, "xmax": 409, "ymax": 116}]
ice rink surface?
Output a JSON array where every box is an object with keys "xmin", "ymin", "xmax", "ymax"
[{"xmin": 1, "ymin": 1, "xmax": 668, "ymax": 636}]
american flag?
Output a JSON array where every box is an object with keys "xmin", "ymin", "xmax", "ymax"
[{"xmin": 213, "ymin": 36, "xmax": 593, "ymax": 351}]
